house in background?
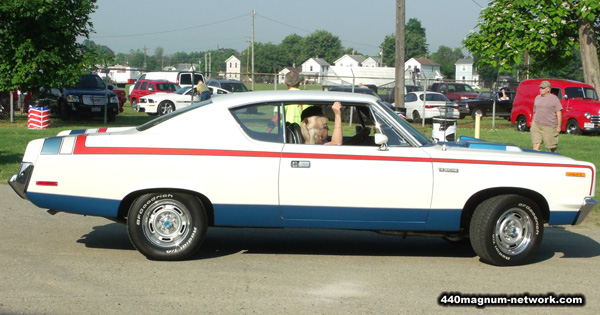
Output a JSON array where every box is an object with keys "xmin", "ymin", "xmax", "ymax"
[
  {"xmin": 455, "ymin": 58, "xmax": 480, "ymax": 88},
  {"xmin": 404, "ymin": 57, "xmax": 443, "ymax": 85},
  {"xmin": 334, "ymin": 54, "xmax": 366, "ymax": 67},
  {"xmin": 362, "ymin": 57, "xmax": 382, "ymax": 67},
  {"xmin": 277, "ymin": 66, "xmax": 302, "ymax": 84},
  {"xmin": 301, "ymin": 57, "xmax": 330, "ymax": 84},
  {"xmin": 225, "ymin": 55, "xmax": 241, "ymax": 80}
]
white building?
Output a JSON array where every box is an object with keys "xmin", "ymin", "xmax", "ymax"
[
  {"xmin": 455, "ymin": 58, "xmax": 480, "ymax": 87},
  {"xmin": 404, "ymin": 57, "xmax": 443, "ymax": 85},
  {"xmin": 362, "ymin": 57, "xmax": 382, "ymax": 67},
  {"xmin": 225, "ymin": 55, "xmax": 241, "ymax": 80},
  {"xmin": 334, "ymin": 54, "xmax": 366, "ymax": 67},
  {"xmin": 301, "ymin": 57, "xmax": 330, "ymax": 84}
]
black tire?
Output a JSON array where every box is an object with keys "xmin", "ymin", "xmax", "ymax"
[
  {"xmin": 127, "ymin": 193, "xmax": 207, "ymax": 260},
  {"xmin": 158, "ymin": 101, "xmax": 175, "ymax": 116},
  {"xmin": 412, "ymin": 111, "xmax": 421, "ymax": 123},
  {"xmin": 471, "ymin": 108, "xmax": 484, "ymax": 120},
  {"xmin": 565, "ymin": 118, "xmax": 581, "ymax": 135},
  {"xmin": 516, "ymin": 115, "xmax": 529, "ymax": 132},
  {"xmin": 469, "ymin": 194, "xmax": 543, "ymax": 266},
  {"xmin": 131, "ymin": 99, "xmax": 138, "ymax": 111}
]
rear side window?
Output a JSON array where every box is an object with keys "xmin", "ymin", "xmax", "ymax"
[
  {"xmin": 140, "ymin": 82, "xmax": 148, "ymax": 91},
  {"xmin": 179, "ymin": 74, "xmax": 191, "ymax": 85},
  {"xmin": 230, "ymin": 103, "xmax": 283, "ymax": 143}
]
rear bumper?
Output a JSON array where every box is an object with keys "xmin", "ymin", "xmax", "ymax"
[
  {"xmin": 8, "ymin": 163, "xmax": 34, "ymax": 200},
  {"xmin": 574, "ymin": 198, "xmax": 598, "ymax": 225}
]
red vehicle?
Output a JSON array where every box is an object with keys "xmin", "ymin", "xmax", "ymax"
[
  {"xmin": 511, "ymin": 79, "xmax": 600, "ymax": 135},
  {"xmin": 129, "ymin": 80, "xmax": 180, "ymax": 111},
  {"xmin": 107, "ymin": 84, "xmax": 126, "ymax": 113},
  {"xmin": 428, "ymin": 82, "xmax": 478, "ymax": 101}
]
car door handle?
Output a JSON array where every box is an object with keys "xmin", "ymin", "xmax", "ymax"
[{"xmin": 291, "ymin": 161, "xmax": 310, "ymax": 168}]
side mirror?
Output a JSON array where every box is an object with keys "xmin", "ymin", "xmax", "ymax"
[{"xmin": 375, "ymin": 133, "xmax": 389, "ymax": 151}]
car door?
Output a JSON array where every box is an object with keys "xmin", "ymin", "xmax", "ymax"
[{"xmin": 279, "ymin": 102, "xmax": 434, "ymax": 230}]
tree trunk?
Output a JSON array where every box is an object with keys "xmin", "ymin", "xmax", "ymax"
[{"xmin": 578, "ymin": 17, "xmax": 600, "ymax": 92}]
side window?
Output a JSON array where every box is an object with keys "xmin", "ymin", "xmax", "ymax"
[
  {"xmin": 140, "ymin": 82, "xmax": 148, "ymax": 91},
  {"xmin": 230, "ymin": 103, "xmax": 284, "ymax": 143},
  {"xmin": 148, "ymin": 83, "xmax": 155, "ymax": 91},
  {"xmin": 133, "ymin": 81, "xmax": 141, "ymax": 89},
  {"xmin": 550, "ymin": 88, "xmax": 562, "ymax": 99}
]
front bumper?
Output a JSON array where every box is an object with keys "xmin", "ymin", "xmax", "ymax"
[
  {"xmin": 574, "ymin": 198, "xmax": 598, "ymax": 225},
  {"xmin": 8, "ymin": 163, "xmax": 34, "ymax": 200}
]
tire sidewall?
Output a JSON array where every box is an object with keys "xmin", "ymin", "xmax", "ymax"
[
  {"xmin": 127, "ymin": 193, "xmax": 207, "ymax": 260},
  {"xmin": 484, "ymin": 196, "xmax": 543, "ymax": 266}
]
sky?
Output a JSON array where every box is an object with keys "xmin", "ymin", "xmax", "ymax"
[{"xmin": 88, "ymin": 0, "xmax": 487, "ymax": 58}]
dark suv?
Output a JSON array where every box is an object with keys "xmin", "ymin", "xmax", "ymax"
[{"xmin": 56, "ymin": 74, "xmax": 119, "ymax": 121}]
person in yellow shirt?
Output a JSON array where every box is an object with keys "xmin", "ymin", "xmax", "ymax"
[{"xmin": 266, "ymin": 70, "xmax": 311, "ymax": 132}]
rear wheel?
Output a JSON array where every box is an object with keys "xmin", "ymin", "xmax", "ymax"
[
  {"xmin": 469, "ymin": 194, "xmax": 543, "ymax": 266},
  {"xmin": 127, "ymin": 192, "xmax": 207, "ymax": 260},
  {"xmin": 412, "ymin": 111, "xmax": 421, "ymax": 123},
  {"xmin": 516, "ymin": 115, "xmax": 529, "ymax": 132},
  {"xmin": 472, "ymin": 108, "xmax": 484, "ymax": 120},
  {"xmin": 565, "ymin": 118, "xmax": 581, "ymax": 135}
]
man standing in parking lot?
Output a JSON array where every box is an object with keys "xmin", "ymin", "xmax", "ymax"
[
  {"xmin": 531, "ymin": 81, "xmax": 562, "ymax": 152},
  {"xmin": 266, "ymin": 70, "xmax": 310, "ymax": 133}
]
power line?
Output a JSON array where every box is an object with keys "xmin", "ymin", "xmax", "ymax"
[{"xmin": 93, "ymin": 14, "xmax": 249, "ymax": 38}]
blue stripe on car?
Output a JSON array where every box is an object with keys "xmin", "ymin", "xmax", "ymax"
[
  {"xmin": 549, "ymin": 211, "xmax": 579, "ymax": 225},
  {"xmin": 27, "ymin": 192, "xmax": 120, "ymax": 217},
  {"xmin": 69, "ymin": 129, "xmax": 87, "ymax": 135}
]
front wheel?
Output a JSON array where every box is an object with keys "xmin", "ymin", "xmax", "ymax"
[
  {"xmin": 469, "ymin": 194, "xmax": 543, "ymax": 266},
  {"xmin": 516, "ymin": 115, "xmax": 529, "ymax": 132},
  {"xmin": 131, "ymin": 99, "xmax": 138, "ymax": 111},
  {"xmin": 565, "ymin": 118, "xmax": 581, "ymax": 135},
  {"xmin": 127, "ymin": 193, "xmax": 207, "ymax": 260},
  {"xmin": 158, "ymin": 101, "xmax": 175, "ymax": 115}
]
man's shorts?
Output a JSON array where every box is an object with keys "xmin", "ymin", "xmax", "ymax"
[{"xmin": 531, "ymin": 121, "xmax": 559, "ymax": 149}]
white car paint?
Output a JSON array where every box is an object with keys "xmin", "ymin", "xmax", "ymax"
[{"xmin": 404, "ymin": 91, "xmax": 460, "ymax": 121}]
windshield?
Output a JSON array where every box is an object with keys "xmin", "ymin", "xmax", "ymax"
[
  {"xmin": 174, "ymin": 86, "xmax": 192, "ymax": 95},
  {"xmin": 377, "ymin": 101, "xmax": 431, "ymax": 145},
  {"xmin": 137, "ymin": 99, "xmax": 212, "ymax": 131},
  {"xmin": 74, "ymin": 75, "xmax": 105, "ymax": 90}
]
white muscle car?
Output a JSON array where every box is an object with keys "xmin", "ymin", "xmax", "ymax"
[
  {"xmin": 9, "ymin": 91, "xmax": 597, "ymax": 265},
  {"xmin": 138, "ymin": 86, "xmax": 200, "ymax": 115}
]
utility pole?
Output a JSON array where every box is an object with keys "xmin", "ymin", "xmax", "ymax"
[
  {"xmin": 143, "ymin": 45, "xmax": 147, "ymax": 70},
  {"xmin": 394, "ymin": 0, "xmax": 405, "ymax": 107},
  {"xmin": 251, "ymin": 10, "xmax": 255, "ymax": 91}
]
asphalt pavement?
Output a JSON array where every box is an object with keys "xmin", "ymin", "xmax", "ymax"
[{"xmin": 1, "ymin": 183, "xmax": 599, "ymax": 314}]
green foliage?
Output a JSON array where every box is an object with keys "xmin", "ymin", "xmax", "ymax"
[
  {"xmin": 463, "ymin": 0, "xmax": 600, "ymax": 75},
  {"xmin": 380, "ymin": 18, "xmax": 429, "ymax": 66},
  {"xmin": 0, "ymin": 0, "xmax": 97, "ymax": 92},
  {"xmin": 300, "ymin": 30, "xmax": 343, "ymax": 63},
  {"xmin": 430, "ymin": 45, "xmax": 465, "ymax": 79}
]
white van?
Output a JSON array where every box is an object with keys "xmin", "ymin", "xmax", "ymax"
[{"xmin": 130, "ymin": 71, "xmax": 204, "ymax": 94}]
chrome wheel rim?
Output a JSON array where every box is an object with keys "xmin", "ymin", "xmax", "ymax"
[
  {"xmin": 142, "ymin": 199, "xmax": 191, "ymax": 248},
  {"xmin": 494, "ymin": 208, "xmax": 533, "ymax": 256}
]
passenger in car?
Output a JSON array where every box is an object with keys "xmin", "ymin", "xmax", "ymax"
[{"xmin": 300, "ymin": 102, "xmax": 342, "ymax": 145}]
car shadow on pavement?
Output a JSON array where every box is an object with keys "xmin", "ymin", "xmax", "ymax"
[{"xmin": 77, "ymin": 224, "xmax": 600, "ymax": 264}]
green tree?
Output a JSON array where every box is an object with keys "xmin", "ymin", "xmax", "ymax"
[
  {"xmin": 253, "ymin": 42, "xmax": 288, "ymax": 75},
  {"xmin": 430, "ymin": 45, "xmax": 465, "ymax": 79},
  {"xmin": 380, "ymin": 18, "xmax": 429, "ymax": 66},
  {"xmin": 280, "ymin": 34, "xmax": 305, "ymax": 67},
  {"xmin": 463, "ymin": 0, "xmax": 600, "ymax": 91},
  {"xmin": 0, "ymin": 0, "xmax": 97, "ymax": 98},
  {"xmin": 301, "ymin": 30, "xmax": 343, "ymax": 63}
]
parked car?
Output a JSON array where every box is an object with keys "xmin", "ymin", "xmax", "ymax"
[
  {"xmin": 206, "ymin": 79, "xmax": 250, "ymax": 92},
  {"xmin": 54, "ymin": 74, "xmax": 119, "ymax": 121},
  {"xmin": 510, "ymin": 79, "xmax": 600, "ymax": 135},
  {"xmin": 326, "ymin": 86, "xmax": 402, "ymax": 114},
  {"xmin": 457, "ymin": 90, "xmax": 515, "ymax": 119},
  {"xmin": 130, "ymin": 71, "xmax": 204, "ymax": 94},
  {"xmin": 138, "ymin": 86, "xmax": 200, "ymax": 116},
  {"xmin": 107, "ymin": 84, "xmax": 125, "ymax": 113},
  {"xmin": 429, "ymin": 82, "xmax": 478, "ymax": 101},
  {"xmin": 9, "ymin": 91, "xmax": 597, "ymax": 266},
  {"xmin": 129, "ymin": 80, "xmax": 180, "ymax": 111},
  {"xmin": 404, "ymin": 91, "xmax": 460, "ymax": 122}
]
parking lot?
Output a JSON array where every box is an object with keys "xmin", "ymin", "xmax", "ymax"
[{"xmin": 1, "ymin": 183, "xmax": 599, "ymax": 314}]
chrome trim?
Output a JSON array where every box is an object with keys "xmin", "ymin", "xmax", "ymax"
[
  {"xmin": 8, "ymin": 163, "xmax": 33, "ymax": 200},
  {"xmin": 574, "ymin": 198, "xmax": 598, "ymax": 225}
]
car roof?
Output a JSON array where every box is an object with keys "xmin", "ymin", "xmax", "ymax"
[
  {"xmin": 207, "ymin": 90, "xmax": 379, "ymax": 109},
  {"xmin": 409, "ymin": 91, "xmax": 444, "ymax": 96}
]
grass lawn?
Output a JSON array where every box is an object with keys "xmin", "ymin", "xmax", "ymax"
[{"xmin": 1, "ymin": 95, "xmax": 599, "ymax": 226}]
